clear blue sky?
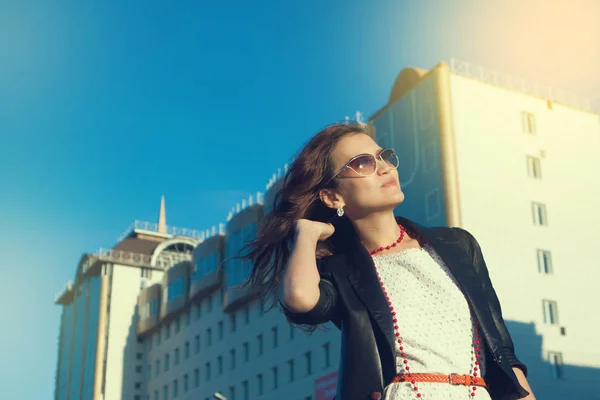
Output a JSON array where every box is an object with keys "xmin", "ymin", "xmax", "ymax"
[{"xmin": 0, "ymin": 1, "xmax": 598, "ymax": 398}]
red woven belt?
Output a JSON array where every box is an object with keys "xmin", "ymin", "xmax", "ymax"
[{"xmin": 392, "ymin": 373, "xmax": 487, "ymax": 388}]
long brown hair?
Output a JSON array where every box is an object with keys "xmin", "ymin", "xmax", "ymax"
[{"xmin": 238, "ymin": 122, "xmax": 369, "ymax": 317}]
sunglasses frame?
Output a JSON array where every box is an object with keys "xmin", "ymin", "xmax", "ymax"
[{"xmin": 324, "ymin": 148, "xmax": 399, "ymax": 186}]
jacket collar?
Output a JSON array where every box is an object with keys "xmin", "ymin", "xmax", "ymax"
[{"xmin": 344, "ymin": 216, "xmax": 498, "ymax": 376}]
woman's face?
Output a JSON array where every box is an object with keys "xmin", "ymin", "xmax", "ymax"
[{"xmin": 325, "ymin": 133, "xmax": 405, "ymax": 218}]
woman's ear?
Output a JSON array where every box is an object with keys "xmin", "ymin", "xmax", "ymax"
[{"xmin": 319, "ymin": 188, "xmax": 344, "ymax": 210}]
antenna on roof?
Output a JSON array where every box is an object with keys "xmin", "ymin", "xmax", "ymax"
[{"xmin": 157, "ymin": 196, "xmax": 167, "ymax": 233}]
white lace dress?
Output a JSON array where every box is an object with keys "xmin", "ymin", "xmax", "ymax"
[{"xmin": 371, "ymin": 244, "xmax": 492, "ymax": 400}]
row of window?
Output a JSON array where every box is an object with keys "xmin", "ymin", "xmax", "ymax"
[
  {"xmin": 524, "ymin": 112, "xmax": 566, "ymax": 380},
  {"xmin": 150, "ymin": 328, "xmax": 328, "ymax": 383},
  {"xmin": 147, "ymin": 347, "xmax": 329, "ymax": 400},
  {"xmin": 150, "ymin": 293, "xmax": 257, "ymax": 349}
]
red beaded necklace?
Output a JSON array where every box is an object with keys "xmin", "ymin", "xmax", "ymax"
[
  {"xmin": 369, "ymin": 224, "xmax": 407, "ymax": 255},
  {"xmin": 370, "ymin": 224, "xmax": 483, "ymax": 398}
]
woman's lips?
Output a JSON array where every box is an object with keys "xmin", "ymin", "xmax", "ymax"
[{"xmin": 382, "ymin": 178, "xmax": 397, "ymax": 188}]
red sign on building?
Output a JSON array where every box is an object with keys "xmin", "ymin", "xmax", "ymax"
[{"xmin": 315, "ymin": 371, "xmax": 338, "ymax": 400}]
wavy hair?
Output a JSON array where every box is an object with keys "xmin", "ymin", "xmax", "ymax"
[{"xmin": 237, "ymin": 122, "xmax": 369, "ymax": 325}]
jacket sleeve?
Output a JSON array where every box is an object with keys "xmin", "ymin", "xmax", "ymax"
[
  {"xmin": 279, "ymin": 269, "xmax": 340, "ymax": 326},
  {"xmin": 455, "ymin": 227, "xmax": 529, "ymax": 376}
]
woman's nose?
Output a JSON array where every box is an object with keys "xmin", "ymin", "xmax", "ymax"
[{"xmin": 376, "ymin": 156, "xmax": 393, "ymax": 174}]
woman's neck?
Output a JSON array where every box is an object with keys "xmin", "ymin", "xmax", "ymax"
[{"xmin": 352, "ymin": 212, "xmax": 402, "ymax": 251}]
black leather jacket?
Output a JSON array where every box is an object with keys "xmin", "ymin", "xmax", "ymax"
[{"xmin": 282, "ymin": 217, "xmax": 530, "ymax": 400}]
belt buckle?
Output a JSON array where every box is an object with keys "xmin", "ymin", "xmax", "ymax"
[{"xmin": 449, "ymin": 373, "xmax": 460, "ymax": 385}]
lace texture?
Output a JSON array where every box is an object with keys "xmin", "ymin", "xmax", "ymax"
[{"xmin": 372, "ymin": 245, "xmax": 491, "ymax": 400}]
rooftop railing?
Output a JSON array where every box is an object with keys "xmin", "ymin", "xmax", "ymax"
[
  {"xmin": 117, "ymin": 220, "xmax": 206, "ymax": 242},
  {"xmin": 449, "ymin": 58, "xmax": 594, "ymax": 113}
]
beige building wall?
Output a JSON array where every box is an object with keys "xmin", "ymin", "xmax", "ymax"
[
  {"xmin": 103, "ymin": 264, "xmax": 148, "ymax": 400},
  {"xmin": 448, "ymin": 71, "xmax": 600, "ymax": 397}
]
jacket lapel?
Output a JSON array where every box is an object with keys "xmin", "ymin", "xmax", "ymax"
[{"xmin": 344, "ymin": 231, "xmax": 397, "ymax": 361}]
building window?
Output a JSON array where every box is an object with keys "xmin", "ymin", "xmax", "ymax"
[
  {"xmin": 185, "ymin": 309, "xmax": 191, "ymax": 326},
  {"xmin": 196, "ymin": 303, "xmax": 202, "ymax": 320},
  {"xmin": 548, "ymin": 351, "xmax": 563, "ymax": 378},
  {"xmin": 135, "ymin": 365, "xmax": 142, "ymax": 373},
  {"xmin": 243, "ymin": 342, "xmax": 249, "ymax": 362},
  {"xmin": 242, "ymin": 380, "xmax": 249, "ymax": 400},
  {"xmin": 174, "ymin": 348, "xmax": 179, "ymax": 366},
  {"xmin": 155, "ymin": 360, "xmax": 160, "ymax": 377},
  {"xmin": 167, "ymin": 279, "xmax": 185, "ymax": 302},
  {"xmin": 136, "ymin": 352, "xmax": 143, "ymax": 360},
  {"xmin": 532, "ymin": 202, "xmax": 548, "ymax": 226},
  {"xmin": 272, "ymin": 366, "xmax": 278, "ymax": 389},
  {"xmin": 218, "ymin": 355, "xmax": 223, "ymax": 375},
  {"xmin": 156, "ymin": 330, "xmax": 161, "ymax": 346},
  {"xmin": 230, "ymin": 313, "xmax": 237, "ymax": 333},
  {"xmin": 526, "ymin": 156, "xmax": 542, "ymax": 179},
  {"xmin": 148, "ymin": 364, "xmax": 152, "ymax": 379},
  {"xmin": 323, "ymin": 343, "xmax": 330, "ymax": 368},
  {"xmin": 205, "ymin": 362, "xmax": 211, "ymax": 381},
  {"xmin": 165, "ymin": 323, "xmax": 171, "ymax": 339},
  {"xmin": 257, "ymin": 374, "xmax": 263, "ymax": 396},
  {"xmin": 194, "ymin": 368, "xmax": 199, "ymax": 388},
  {"xmin": 195, "ymin": 335, "xmax": 200, "ymax": 354},
  {"xmin": 257, "ymin": 334, "xmax": 263, "ymax": 355},
  {"xmin": 272, "ymin": 326, "xmax": 278, "ymax": 348},
  {"xmin": 230, "ymin": 348, "xmax": 236, "ymax": 369},
  {"xmin": 135, "ymin": 382, "xmax": 142, "ymax": 390},
  {"xmin": 244, "ymin": 307, "xmax": 250, "ymax": 325},
  {"xmin": 288, "ymin": 359, "xmax": 295, "ymax": 382},
  {"xmin": 174, "ymin": 318, "xmax": 180, "ymax": 334},
  {"xmin": 290, "ymin": 325, "xmax": 295, "ymax": 340},
  {"xmin": 537, "ymin": 250, "xmax": 553, "ymax": 274},
  {"xmin": 543, "ymin": 300, "xmax": 559, "ymax": 325},
  {"xmin": 522, "ymin": 111, "xmax": 537, "ymax": 135},
  {"xmin": 207, "ymin": 295, "xmax": 213, "ymax": 312},
  {"xmin": 163, "ymin": 385, "xmax": 168, "ymax": 400},
  {"xmin": 164, "ymin": 354, "xmax": 170, "ymax": 371},
  {"xmin": 305, "ymin": 351, "xmax": 312, "ymax": 375},
  {"xmin": 228, "ymin": 385, "xmax": 236, "ymax": 400},
  {"xmin": 172, "ymin": 379, "xmax": 178, "ymax": 398},
  {"xmin": 154, "ymin": 390, "xmax": 158, "ymax": 400},
  {"xmin": 184, "ymin": 341, "xmax": 190, "ymax": 359},
  {"xmin": 183, "ymin": 374, "xmax": 188, "ymax": 393},
  {"xmin": 218, "ymin": 321, "xmax": 224, "ymax": 340}
]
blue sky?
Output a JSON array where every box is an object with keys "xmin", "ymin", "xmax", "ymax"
[{"xmin": 0, "ymin": 1, "xmax": 598, "ymax": 398}]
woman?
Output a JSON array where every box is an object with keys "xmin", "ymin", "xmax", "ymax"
[{"xmin": 243, "ymin": 123, "xmax": 535, "ymax": 399}]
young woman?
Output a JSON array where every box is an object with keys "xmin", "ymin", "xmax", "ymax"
[{"xmin": 243, "ymin": 123, "xmax": 535, "ymax": 400}]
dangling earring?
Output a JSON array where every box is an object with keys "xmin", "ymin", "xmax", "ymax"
[{"xmin": 337, "ymin": 207, "xmax": 345, "ymax": 217}]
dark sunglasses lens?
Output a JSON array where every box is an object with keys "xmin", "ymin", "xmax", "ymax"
[
  {"xmin": 381, "ymin": 149, "xmax": 399, "ymax": 167},
  {"xmin": 348, "ymin": 155, "xmax": 377, "ymax": 176}
]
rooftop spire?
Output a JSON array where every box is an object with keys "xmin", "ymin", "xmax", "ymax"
[{"xmin": 158, "ymin": 195, "xmax": 167, "ymax": 233}]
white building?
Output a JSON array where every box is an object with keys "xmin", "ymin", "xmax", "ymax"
[
  {"xmin": 54, "ymin": 197, "xmax": 204, "ymax": 400},
  {"xmin": 370, "ymin": 58, "xmax": 600, "ymax": 399},
  {"xmin": 55, "ymin": 59, "xmax": 600, "ymax": 400}
]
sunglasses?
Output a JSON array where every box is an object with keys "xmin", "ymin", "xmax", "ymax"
[{"xmin": 325, "ymin": 148, "xmax": 399, "ymax": 185}]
